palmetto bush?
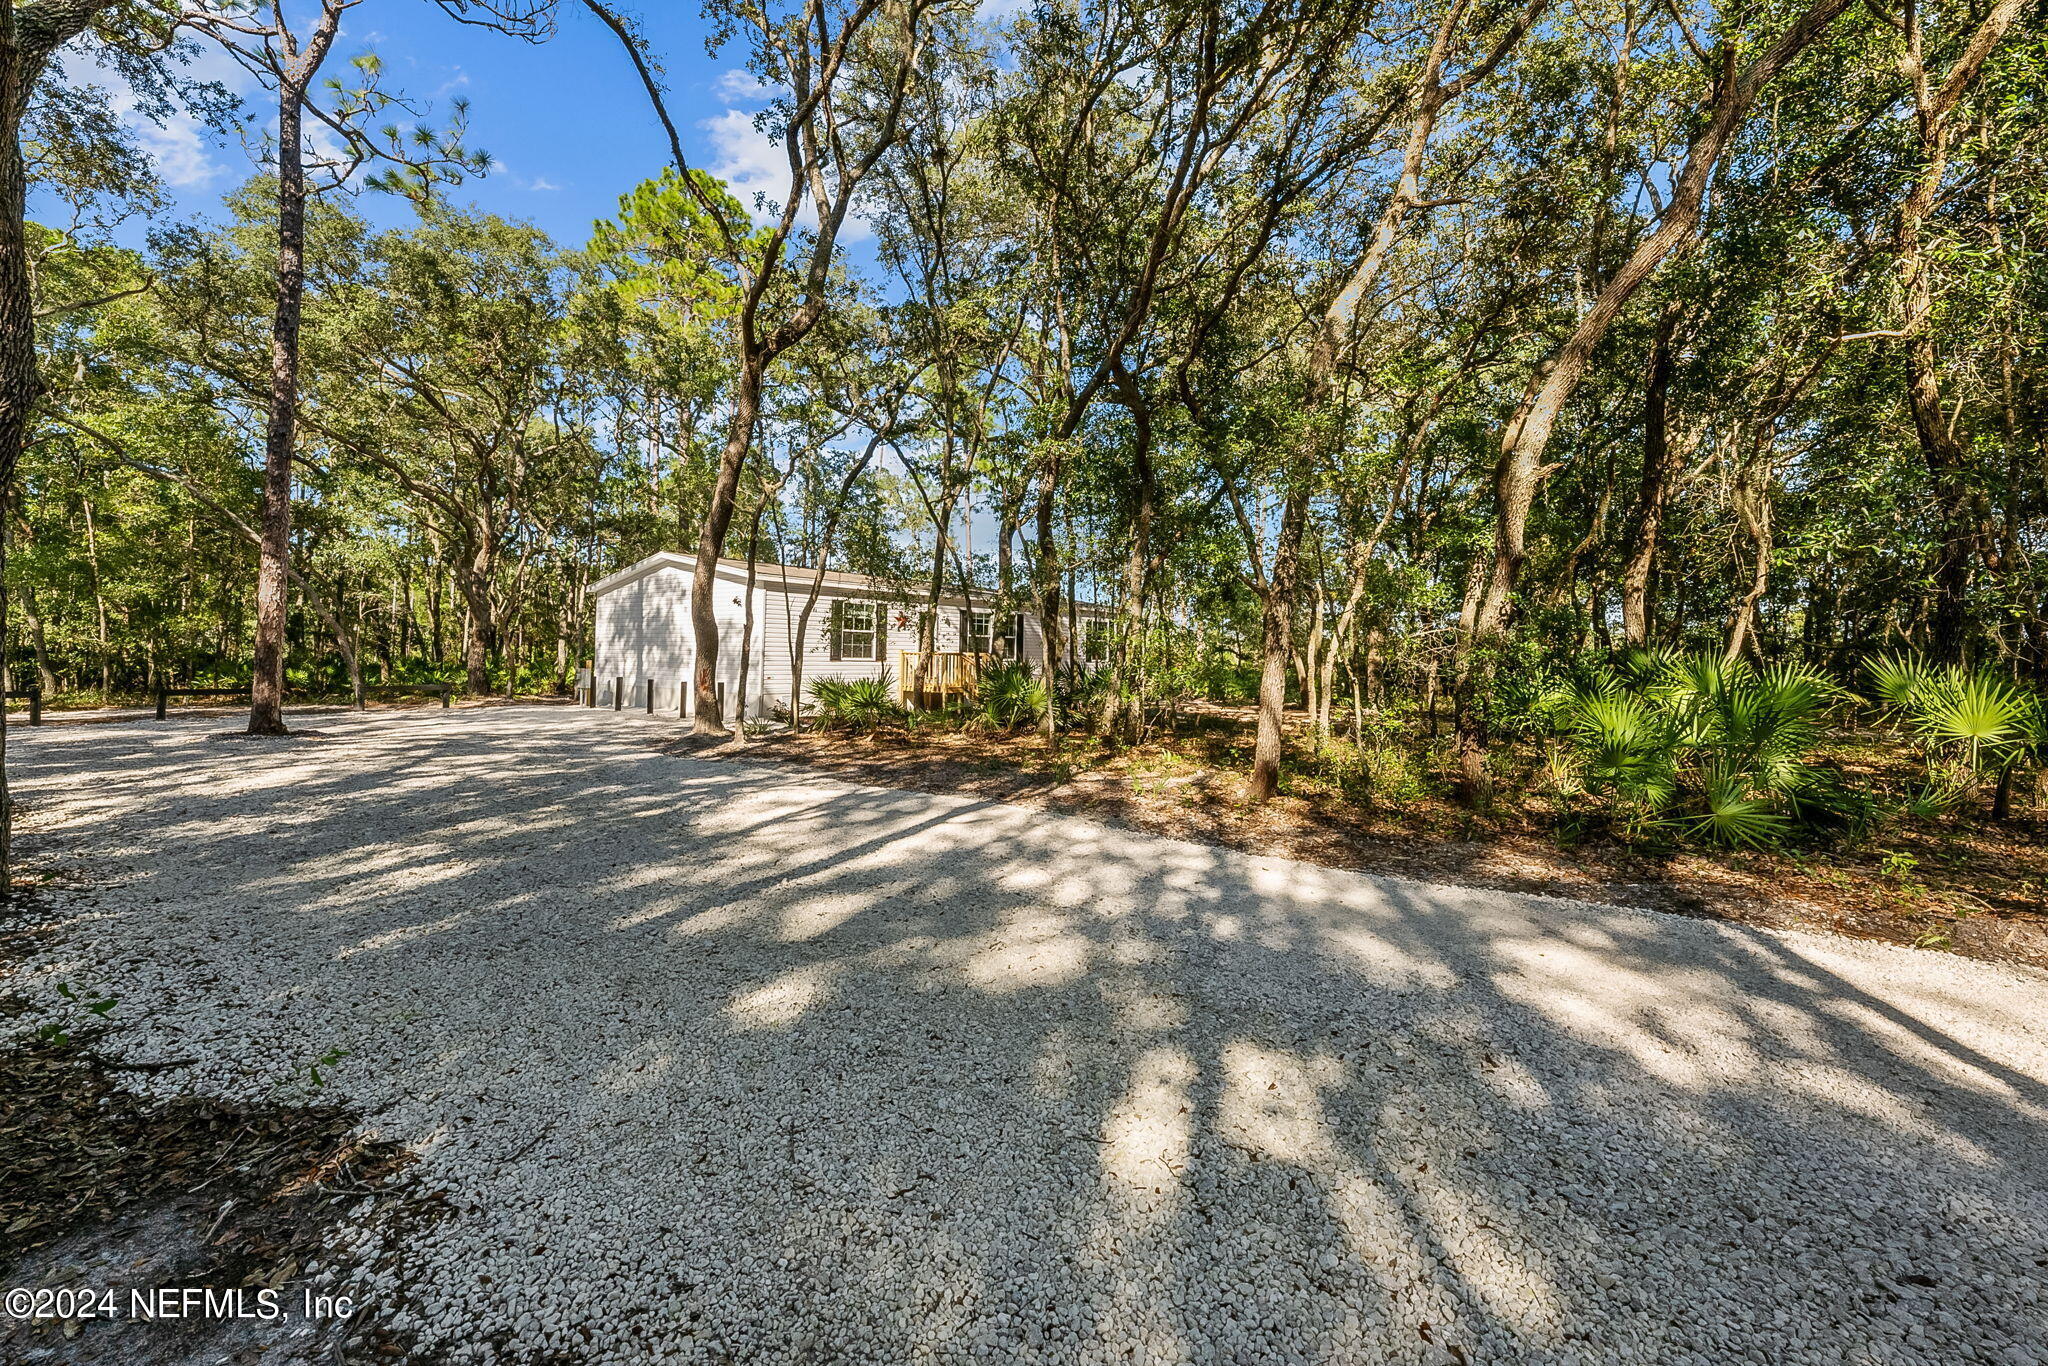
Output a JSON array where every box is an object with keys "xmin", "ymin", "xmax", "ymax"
[
  {"xmin": 1539, "ymin": 653, "xmax": 1842, "ymax": 848},
  {"xmin": 807, "ymin": 671, "xmax": 902, "ymax": 734},
  {"xmin": 1868, "ymin": 654, "xmax": 2046, "ymax": 818},
  {"xmin": 975, "ymin": 659, "xmax": 1048, "ymax": 730}
]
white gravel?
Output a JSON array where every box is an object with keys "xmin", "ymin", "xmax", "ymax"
[{"xmin": 9, "ymin": 706, "xmax": 2047, "ymax": 1365}]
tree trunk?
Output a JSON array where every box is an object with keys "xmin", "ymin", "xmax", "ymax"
[
  {"xmin": 1903, "ymin": 224, "xmax": 1978, "ymax": 665},
  {"xmin": 1893, "ymin": 0, "xmax": 2032, "ymax": 663},
  {"xmin": 786, "ymin": 433, "xmax": 889, "ymax": 734},
  {"xmin": 1106, "ymin": 371, "xmax": 1154, "ymax": 741},
  {"xmin": 731, "ymin": 498, "xmax": 767, "ymax": 740},
  {"xmin": 398, "ymin": 565, "xmax": 415, "ymax": 659},
  {"xmin": 1454, "ymin": 0, "xmax": 1852, "ymax": 793},
  {"xmin": 1364, "ymin": 622, "xmax": 1385, "ymax": 707},
  {"xmin": 0, "ymin": 505, "xmax": 10, "ymax": 891},
  {"xmin": 462, "ymin": 607, "xmax": 490, "ymax": 695},
  {"xmin": 2, "ymin": 0, "xmax": 138, "ymax": 889},
  {"xmin": 21, "ymin": 584, "xmax": 52, "ymax": 693},
  {"xmin": 247, "ymin": 71, "xmax": 314, "ymax": 735},
  {"xmin": 0, "ymin": 9, "xmax": 31, "ymax": 891},
  {"xmin": 81, "ymin": 496, "xmax": 110, "ymax": 692},
  {"xmin": 689, "ymin": 358, "xmax": 762, "ymax": 733},
  {"xmin": 1246, "ymin": 484, "xmax": 1308, "ymax": 803},
  {"xmin": 1035, "ymin": 451, "xmax": 1063, "ymax": 748},
  {"xmin": 1621, "ymin": 303, "xmax": 1685, "ymax": 649},
  {"xmin": 1724, "ymin": 468, "xmax": 1774, "ymax": 663}
]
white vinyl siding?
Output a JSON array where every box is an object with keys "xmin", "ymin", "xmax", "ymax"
[
  {"xmin": 591, "ymin": 563, "xmax": 762, "ymax": 715},
  {"xmin": 591, "ymin": 553, "xmax": 1085, "ymax": 715}
]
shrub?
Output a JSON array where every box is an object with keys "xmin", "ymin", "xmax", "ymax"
[
  {"xmin": 975, "ymin": 659, "xmax": 1047, "ymax": 729},
  {"xmin": 807, "ymin": 671, "xmax": 902, "ymax": 733},
  {"xmin": 1868, "ymin": 654, "xmax": 2046, "ymax": 816},
  {"xmin": 1309, "ymin": 735, "xmax": 1431, "ymax": 808},
  {"xmin": 1056, "ymin": 665, "xmax": 1111, "ymax": 727},
  {"xmin": 1539, "ymin": 653, "xmax": 1844, "ymax": 849},
  {"xmin": 1190, "ymin": 658, "xmax": 1260, "ymax": 703}
]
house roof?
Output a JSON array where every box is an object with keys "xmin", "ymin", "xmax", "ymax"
[{"xmin": 590, "ymin": 551, "xmax": 1104, "ymax": 611}]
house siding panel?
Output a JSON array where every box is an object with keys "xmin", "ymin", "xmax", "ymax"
[{"xmin": 591, "ymin": 552, "xmax": 1105, "ymax": 716}]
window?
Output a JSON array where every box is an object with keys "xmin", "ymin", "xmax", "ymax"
[
  {"xmin": 1004, "ymin": 613, "xmax": 1027, "ymax": 659},
  {"xmin": 1084, "ymin": 619, "xmax": 1110, "ymax": 663},
  {"xmin": 966, "ymin": 611, "xmax": 993, "ymax": 655},
  {"xmin": 835, "ymin": 600, "xmax": 878, "ymax": 661}
]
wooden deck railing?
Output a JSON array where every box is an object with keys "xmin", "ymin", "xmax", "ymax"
[{"xmin": 898, "ymin": 651, "xmax": 988, "ymax": 707}]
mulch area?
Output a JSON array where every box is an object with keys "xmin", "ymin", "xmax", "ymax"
[{"xmin": 674, "ymin": 725, "xmax": 2048, "ymax": 974}]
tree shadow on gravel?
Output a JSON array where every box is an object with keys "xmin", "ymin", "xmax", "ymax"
[
  {"xmin": 0, "ymin": 1034, "xmax": 421, "ymax": 1366},
  {"xmin": 10, "ymin": 707, "xmax": 2047, "ymax": 1366}
]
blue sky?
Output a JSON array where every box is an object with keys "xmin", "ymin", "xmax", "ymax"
[
  {"xmin": 51, "ymin": 1, "xmax": 800, "ymax": 250},
  {"xmin": 47, "ymin": 0, "xmax": 1029, "ymax": 568}
]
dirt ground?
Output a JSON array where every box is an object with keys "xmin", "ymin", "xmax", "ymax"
[
  {"xmin": 0, "ymin": 897, "xmax": 419, "ymax": 1366},
  {"xmin": 677, "ymin": 720, "xmax": 2048, "ymax": 973}
]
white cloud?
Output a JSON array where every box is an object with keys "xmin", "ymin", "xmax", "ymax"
[
  {"xmin": 528, "ymin": 176, "xmax": 561, "ymax": 192},
  {"xmin": 700, "ymin": 102, "xmax": 874, "ymax": 243},
  {"xmin": 134, "ymin": 108, "xmax": 229, "ymax": 188},
  {"xmin": 714, "ymin": 68, "xmax": 779, "ymax": 104},
  {"xmin": 56, "ymin": 40, "xmax": 259, "ymax": 190},
  {"xmin": 702, "ymin": 107, "xmax": 792, "ymax": 218}
]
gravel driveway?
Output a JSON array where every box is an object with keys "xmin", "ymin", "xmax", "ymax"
[{"xmin": 9, "ymin": 707, "xmax": 2047, "ymax": 1365}]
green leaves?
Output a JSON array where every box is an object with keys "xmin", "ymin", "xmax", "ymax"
[
  {"xmin": 1868, "ymin": 654, "xmax": 2047, "ymax": 795},
  {"xmin": 1867, "ymin": 652, "xmax": 1937, "ymax": 715},
  {"xmin": 1686, "ymin": 772, "xmax": 1793, "ymax": 851},
  {"xmin": 975, "ymin": 659, "xmax": 1047, "ymax": 730},
  {"xmin": 807, "ymin": 673, "xmax": 904, "ymax": 733},
  {"xmin": 1545, "ymin": 652, "xmax": 1841, "ymax": 849},
  {"xmin": 1907, "ymin": 671, "xmax": 2040, "ymax": 772},
  {"xmin": 1875, "ymin": 655, "xmax": 2048, "ymax": 786}
]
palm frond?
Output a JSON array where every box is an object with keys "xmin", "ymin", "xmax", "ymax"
[
  {"xmin": 1910, "ymin": 669, "xmax": 2031, "ymax": 771},
  {"xmin": 1867, "ymin": 652, "xmax": 1935, "ymax": 715}
]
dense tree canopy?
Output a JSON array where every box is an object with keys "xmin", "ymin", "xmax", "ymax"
[{"xmin": 10, "ymin": 0, "xmax": 2047, "ymax": 837}]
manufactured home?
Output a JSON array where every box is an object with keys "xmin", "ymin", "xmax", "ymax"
[{"xmin": 589, "ymin": 552, "xmax": 1111, "ymax": 719}]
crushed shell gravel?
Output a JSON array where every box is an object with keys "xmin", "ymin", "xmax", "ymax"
[{"xmin": 10, "ymin": 707, "xmax": 2047, "ymax": 1366}]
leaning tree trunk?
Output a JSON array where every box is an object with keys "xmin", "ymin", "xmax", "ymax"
[
  {"xmin": 1453, "ymin": 0, "xmax": 1854, "ymax": 795},
  {"xmin": 1893, "ymin": 0, "xmax": 2032, "ymax": 664}
]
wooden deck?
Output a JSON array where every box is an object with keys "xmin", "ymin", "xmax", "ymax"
[{"xmin": 898, "ymin": 650, "xmax": 988, "ymax": 708}]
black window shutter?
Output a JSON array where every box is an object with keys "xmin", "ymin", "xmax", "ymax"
[
  {"xmin": 828, "ymin": 600, "xmax": 842, "ymax": 661},
  {"xmin": 959, "ymin": 607, "xmax": 971, "ymax": 652}
]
